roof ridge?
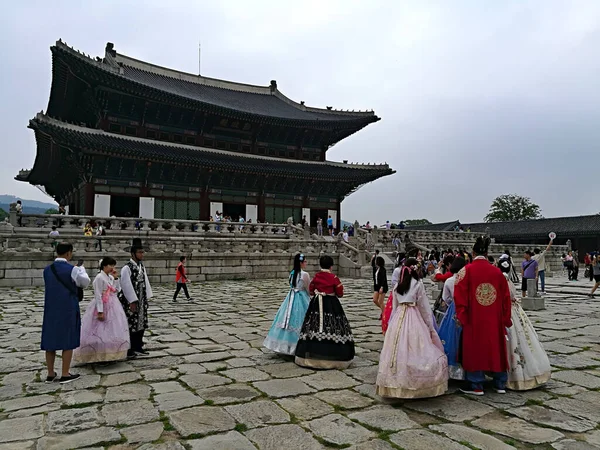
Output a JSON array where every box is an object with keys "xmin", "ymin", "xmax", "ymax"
[
  {"xmin": 31, "ymin": 114, "xmax": 390, "ymax": 170},
  {"xmin": 55, "ymin": 39, "xmax": 376, "ymax": 118}
]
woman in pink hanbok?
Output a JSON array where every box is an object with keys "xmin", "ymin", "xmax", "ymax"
[
  {"xmin": 75, "ymin": 257, "xmax": 130, "ymax": 363},
  {"xmin": 376, "ymin": 258, "xmax": 448, "ymax": 399}
]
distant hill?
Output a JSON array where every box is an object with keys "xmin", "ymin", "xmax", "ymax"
[{"xmin": 0, "ymin": 195, "xmax": 57, "ymax": 215}]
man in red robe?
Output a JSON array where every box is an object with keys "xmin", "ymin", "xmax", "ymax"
[{"xmin": 454, "ymin": 235, "xmax": 512, "ymax": 395}]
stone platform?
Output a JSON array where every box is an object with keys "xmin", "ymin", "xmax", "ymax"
[{"xmin": 0, "ymin": 277, "xmax": 599, "ymax": 449}]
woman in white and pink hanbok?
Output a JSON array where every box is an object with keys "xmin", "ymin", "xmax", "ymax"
[
  {"xmin": 75, "ymin": 257, "xmax": 130, "ymax": 364},
  {"xmin": 376, "ymin": 258, "xmax": 448, "ymax": 399},
  {"xmin": 498, "ymin": 258, "xmax": 551, "ymax": 390}
]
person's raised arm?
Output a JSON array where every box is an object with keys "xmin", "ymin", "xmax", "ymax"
[{"xmin": 545, "ymin": 240, "xmax": 553, "ymax": 254}]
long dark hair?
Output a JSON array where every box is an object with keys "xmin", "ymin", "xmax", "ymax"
[
  {"xmin": 99, "ymin": 256, "xmax": 116, "ymax": 271},
  {"xmin": 289, "ymin": 253, "xmax": 306, "ymax": 287},
  {"xmin": 396, "ymin": 257, "xmax": 420, "ymax": 295},
  {"xmin": 450, "ymin": 256, "xmax": 466, "ymax": 274}
]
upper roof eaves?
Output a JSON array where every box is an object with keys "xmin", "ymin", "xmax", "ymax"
[{"xmin": 53, "ymin": 40, "xmax": 378, "ymax": 122}]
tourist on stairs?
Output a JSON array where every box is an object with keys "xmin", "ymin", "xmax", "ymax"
[
  {"xmin": 455, "ymin": 235, "xmax": 512, "ymax": 396},
  {"xmin": 173, "ymin": 256, "xmax": 193, "ymax": 302},
  {"xmin": 41, "ymin": 242, "xmax": 90, "ymax": 384},
  {"xmin": 498, "ymin": 258, "xmax": 551, "ymax": 390},
  {"xmin": 75, "ymin": 257, "xmax": 130, "ymax": 364},
  {"xmin": 119, "ymin": 238, "xmax": 153, "ymax": 358},
  {"xmin": 295, "ymin": 255, "xmax": 354, "ymax": 369},
  {"xmin": 376, "ymin": 257, "xmax": 448, "ymax": 399},
  {"xmin": 436, "ymin": 256, "xmax": 467, "ymax": 380},
  {"xmin": 263, "ymin": 253, "xmax": 311, "ymax": 355}
]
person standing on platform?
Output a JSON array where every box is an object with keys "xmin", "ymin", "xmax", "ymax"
[
  {"xmin": 327, "ymin": 215, "xmax": 334, "ymax": 236},
  {"xmin": 533, "ymin": 239, "xmax": 553, "ymax": 295},
  {"xmin": 317, "ymin": 217, "xmax": 323, "ymax": 236},
  {"xmin": 173, "ymin": 256, "xmax": 193, "ymax": 302},
  {"xmin": 41, "ymin": 243, "xmax": 90, "ymax": 383},
  {"xmin": 454, "ymin": 235, "xmax": 512, "ymax": 395},
  {"xmin": 119, "ymin": 238, "xmax": 153, "ymax": 358},
  {"xmin": 521, "ymin": 251, "xmax": 538, "ymax": 298}
]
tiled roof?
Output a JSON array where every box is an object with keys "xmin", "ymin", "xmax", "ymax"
[
  {"xmin": 53, "ymin": 40, "xmax": 379, "ymax": 124},
  {"xmin": 27, "ymin": 114, "xmax": 394, "ymax": 183},
  {"xmin": 464, "ymin": 216, "xmax": 600, "ymax": 238}
]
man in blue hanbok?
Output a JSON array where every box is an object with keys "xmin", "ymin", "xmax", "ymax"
[{"xmin": 41, "ymin": 242, "xmax": 90, "ymax": 384}]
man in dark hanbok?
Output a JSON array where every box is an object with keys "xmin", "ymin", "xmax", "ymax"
[{"xmin": 119, "ymin": 238, "xmax": 153, "ymax": 358}]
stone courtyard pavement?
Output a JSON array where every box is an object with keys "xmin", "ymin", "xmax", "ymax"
[{"xmin": 1, "ymin": 276, "xmax": 600, "ymax": 450}]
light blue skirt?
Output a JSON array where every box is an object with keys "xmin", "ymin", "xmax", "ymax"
[
  {"xmin": 437, "ymin": 301, "xmax": 464, "ymax": 380},
  {"xmin": 263, "ymin": 289, "xmax": 310, "ymax": 355}
]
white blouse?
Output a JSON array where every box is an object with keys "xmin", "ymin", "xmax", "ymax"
[{"xmin": 92, "ymin": 271, "xmax": 120, "ymax": 313}]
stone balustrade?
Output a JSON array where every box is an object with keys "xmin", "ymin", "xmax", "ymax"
[{"xmin": 11, "ymin": 213, "xmax": 299, "ymax": 238}]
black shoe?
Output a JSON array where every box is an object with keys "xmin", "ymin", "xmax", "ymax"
[
  {"xmin": 187, "ymin": 297, "xmax": 194, "ymax": 302},
  {"xmin": 45, "ymin": 372, "xmax": 58, "ymax": 383},
  {"xmin": 136, "ymin": 349, "xmax": 150, "ymax": 356},
  {"xmin": 172, "ymin": 298, "xmax": 177, "ymax": 302},
  {"xmin": 59, "ymin": 373, "xmax": 81, "ymax": 384}
]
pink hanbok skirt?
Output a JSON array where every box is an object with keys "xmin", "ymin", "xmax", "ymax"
[
  {"xmin": 376, "ymin": 303, "xmax": 448, "ymax": 399},
  {"xmin": 74, "ymin": 294, "xmax": 130, "ymax": 364}
]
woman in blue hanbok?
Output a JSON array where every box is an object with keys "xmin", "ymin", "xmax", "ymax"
[
  {"xmin": 263, "ymin": 253, "xmax": 310, "ymax": 355},
  {"xmin": 437, "ymin": 256, "xmax": 466, "ymax": 380}
]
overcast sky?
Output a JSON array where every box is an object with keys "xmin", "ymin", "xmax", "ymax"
[{"xmin": 2, "ymin": 1, "xmax": 599, "ymax": 224}]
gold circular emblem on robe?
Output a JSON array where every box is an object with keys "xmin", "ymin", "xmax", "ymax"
[
  {"xmin": 455, "ymin": 267, "xmax": 466, "ymax": 284},
  {"xmin": 475, "ymin": 283, "xmax": 497, "ymax": 306}
]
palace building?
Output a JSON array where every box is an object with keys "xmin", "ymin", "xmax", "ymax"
[{"xmin": 17, "ymin": 40, "xmax": 394, "ymax": 227}]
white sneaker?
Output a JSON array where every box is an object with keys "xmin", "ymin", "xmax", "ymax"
[{"xmin": 494, "ymin": 388, "xmax": 506, "ymax": 394}]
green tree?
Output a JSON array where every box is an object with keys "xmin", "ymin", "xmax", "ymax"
[
  {"xmin": 403, "ymin": 219, "xmax": 432, "ymax": 227},
  {"xmin": 45, "ymin": 208, "xmax": 59, "ymax": 215},
  {"xmin": 484, "ymin": 194, "xmax": 542, "ymax": 222},
  {"xmin": 0, "ymin": 208, "xmax": 7, "ymax": 221}
]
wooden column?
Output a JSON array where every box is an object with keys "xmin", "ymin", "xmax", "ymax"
[
  {"xmin": 258, "ymin": 194, "xmax": 266, "ymax": 223},
  {"xmin": 84, "ymin": 183, "xmax": 94, "ymax": 216},
  {"xmin": 200, "ymin": 189, "xmax": 210, "ymax": 220},
  {"xmin": 336, "ymin": 199, "xmax": 341, "ymax": 232}
]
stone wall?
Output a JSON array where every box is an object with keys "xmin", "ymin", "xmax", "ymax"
[{"xmin": 0, "ymin": 232, "xmax": 357, "ymax": 287}]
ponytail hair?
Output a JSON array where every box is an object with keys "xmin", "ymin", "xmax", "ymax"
[
  {"xmin": 396, "ymin": 257, "xmax": 420, "ymax": 295},
  {"xmin": 289, "ymin": 253, "xmax": 306, "ymax": 287}
]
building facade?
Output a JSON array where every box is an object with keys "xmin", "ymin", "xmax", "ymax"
[{"xmin": 17, "ymin": 40, "xmax": 394, "ymax": 228}]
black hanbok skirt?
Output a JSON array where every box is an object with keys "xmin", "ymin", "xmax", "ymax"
[{"xmin": 295, "ymin": 294, "xmax": 355, "ymax": 369}]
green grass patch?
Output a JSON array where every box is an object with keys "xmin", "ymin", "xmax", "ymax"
[
  {"xmin": 525, "ymin": 398, "xmax": 545, "ymax": 406},
  {"xmin": 215, "ymin": 366, "xmax": 227, "ymax": 372},
  {"xmin": 234, "ymin": 423, "xmax": 248, "ymax": 433},
  {"xmin": 159, "ymin": 411, "xmax": 175, "ymax": 432},
  {"xmin": 204, "ymin": 400, "xmax": 214, "ymax": 406}
]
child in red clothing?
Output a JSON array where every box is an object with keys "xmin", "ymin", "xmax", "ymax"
[
  {"xmin": 295, "ymin": 255, "xmax": 355, "ymax": 369},
  {"xmin": 173, "ymin": 256, "xmax": 194, "ymax": 302}
]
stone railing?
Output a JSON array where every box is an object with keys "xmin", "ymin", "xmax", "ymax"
[{"xmin": 10, "ymin": 213, "xmax": 301, "ymax": 238}]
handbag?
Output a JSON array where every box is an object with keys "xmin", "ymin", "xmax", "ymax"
[{"xmin": 50, "ymin": 264, "xmax": 84, "ymax": 302}]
